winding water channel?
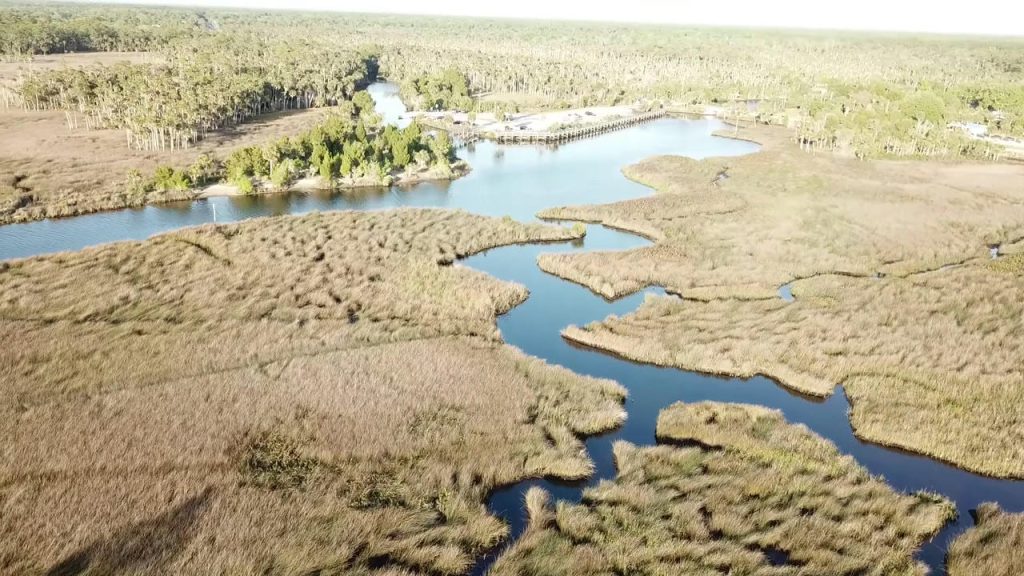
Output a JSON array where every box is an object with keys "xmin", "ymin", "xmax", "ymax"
[{"xmin": 2, "ymin": 84, "xmax": 1022, "ymax": 574}]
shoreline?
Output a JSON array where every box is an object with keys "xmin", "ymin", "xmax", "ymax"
[
  {"xmin": 0, "ymin": 162, "xmax": 471, "ymax": 226},
  {"xmin": 200, "ymin": 161, "xmax": 470, "ymax": 198}
]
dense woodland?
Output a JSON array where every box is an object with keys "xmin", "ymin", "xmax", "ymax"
[
  {"xmin": 15, "ymin": 34, "xmax": 374, "ymax": 151},
  {"xmin": 399, "ymin": 69, "xmax": 473, "ymax": 112},
  {"xmin": 0, "ymin": 5, "xmax": 207, "ymax": 55},
  {"xmin": 1, "ymin": 3, "xmax": 1023, "ymax": 159}
]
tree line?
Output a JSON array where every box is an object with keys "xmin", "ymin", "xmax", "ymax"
[
  {"xmin": 15, "ymin": 33, "xmax": 374, "ymax": 151},
  {"xmin": 3, "ymin": 4, "xmax": 1022, "ymax": 160},
  {"xmin": 141, "ymin": 94, "xmax": 455, "ymax": 195},
  {"xmin": 0, "ymin": 5, "xmax": 207, "ymax": 57},
  {"xmin": 372, "ymin": 23, "xmax": 1024, "ymax": 159}
]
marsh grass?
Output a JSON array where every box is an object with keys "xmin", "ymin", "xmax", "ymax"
[
  {"xmin": 539, "ymin": 125, "xmax": 1024, "ymax": 477},
  {"xmin": 241, "ymin": 429, "xmax": 321, "ymax": 490},
  {"xmin": 562, "ymin": 258, "xmax": 1024, "ymax": 478},
  {"xmin": 537, "ymin": 126, "xmax": 1024, "ymax": 300},
  {"xmin": 491, "ymin": 402, "xmax": 953, "ymax": 576},
  {"xmin": 0, "ymin": 209, "xmax": 629, "ymax": 575},
  {"xmin": 989, "ymin": 253, "xmax": 1024, "ymax": 273},
  {"xmin": 947, "ymin": 504, "xmax": 1024, "ymax": 576}
]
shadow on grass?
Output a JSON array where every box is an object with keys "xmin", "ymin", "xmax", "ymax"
[{"xmin": 47, "ymin": 487, "xmax": 216, "ymax": 576}]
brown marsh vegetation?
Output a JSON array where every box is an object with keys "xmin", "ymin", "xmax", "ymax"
[
  {"xmin": 538, "ymin": 126, "xmax": 1024, "ymax": 477},
  {"xmin": 538, "ymin": 125, "xmax": 1024, "ymax": 300},
  {"xmin": 560, "ymin": 258, "xmax": 1024, "ymax": 478},
  {"xmin": 0, "ymin": 209, "xmax": 634, "ymax": 574},
  {"xmin": 947, "ymin": 504, "xmax": 1024, "ymax": 576},
  {"xmin": 490, "ymin": 402, "xmax": 953, "ymax": 576}
]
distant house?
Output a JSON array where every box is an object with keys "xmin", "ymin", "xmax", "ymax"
[{"xmin": 948, "ymin": 122, "xmax": 988, "ymax": 138}]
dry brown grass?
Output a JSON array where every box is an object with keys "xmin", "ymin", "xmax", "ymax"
[
  {"xmin": 0, "ymin": 103, "xmax": 332, "ymax": 225},
  {"xmin": 0, "ymin": 209, "xmax": 631, "ymax": 575},
  {"xmin": 947, "ymin": 504, "xmax": 1024, "ymax": 576},
  {"xmin": 490, "ymin": 402, "xmax": 954, "ymax": 576},
  {"xmin": 538, "ymin": 125, "xmax": 1024, "ymax": 300},
  {"xmin": 562, "ymin": 257, "xmax": 1024, "ymax": 478},
  {"xmin": 536, "ymin": 125, "xmax": 1024, "ymax": 477}
]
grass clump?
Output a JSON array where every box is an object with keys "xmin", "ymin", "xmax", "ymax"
[
  {"xmin": 491, "ymin": 402, "xmax": 954, "ymax": 576},
  {"xmin": 241, "ymin": 429, "xmax": 320, "ymax": 490},
  {"xmin": 947, "ymin": 504, "xmax": 1024, "ymax": 576},
  {"xmin": 989, "ymin": 252, "xmax": 1024, "ymax": 274}
]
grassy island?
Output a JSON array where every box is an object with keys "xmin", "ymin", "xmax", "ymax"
[
  {"xmin": 491, "ymin": 402, "xmax": 953, "ymax": 575},
  {"xmin": 947, "ymin": 504, "xmax": 1024, "ymax": 576}
]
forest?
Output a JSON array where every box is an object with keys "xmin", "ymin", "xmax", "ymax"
[
  {"xmin": 14, "ymin": 34, "xmax": 374, "ymax": 151},
  {"xmin": 1, "ymin": 3, "xmax": 1023, "ymax": 160},
  {"xmin": 0, "ymin": 4, "xmax": 207, "ymax": 55},
  {"xmin": 399, "ymin": 69, "xmax": 474, "ymax": 112}
]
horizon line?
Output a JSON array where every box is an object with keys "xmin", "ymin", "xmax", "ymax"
[{"xmin": 50, "ymin": 0, "xmax": 1024, "ymax": 39}]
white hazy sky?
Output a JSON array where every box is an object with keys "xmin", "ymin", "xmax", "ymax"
[{"xmin": 93, "ymin": 0, "xmax": 1024, "ymax": 36}]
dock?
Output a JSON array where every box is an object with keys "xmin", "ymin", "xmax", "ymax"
[
  {"xmin": 415, "ymin": 109, "xmax": 665, "ymax": 146},
  {"xmin": 491, "ymin": 110, "xmax": 664, "ymax": 144},
  {"xmin": 416, "ymin": 117, "xmax": 478, "ymax": 148},
  {"xmin": 450, "ymin": 126, "xmax": 479, "ymax": 149}
]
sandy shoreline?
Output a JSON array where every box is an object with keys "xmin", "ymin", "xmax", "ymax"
[{"xmin": 199, "ymin": 163, "xmax": 469, "ymax": 198}]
